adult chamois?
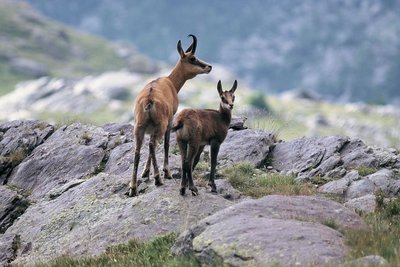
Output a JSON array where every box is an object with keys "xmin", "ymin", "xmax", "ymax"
[
  {"xmin": 129, "ymin": 34, "xmax": 212, "ymax": 197},
  {"xmin": 172, "ymin": 80, "xmax": 237, "ymax": 196}
]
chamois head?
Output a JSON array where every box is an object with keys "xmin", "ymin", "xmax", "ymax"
[
  {"xmin": 176, "ymin": 34, "xmax": 212, "ymax": 77},
  {"xmin": 217, "ymin": 80, "xmax": 237, "ymax": 110}
]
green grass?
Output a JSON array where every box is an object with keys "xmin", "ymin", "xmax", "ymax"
[
  {"xmin": 35, "ymin": 233, "xmax": 199, "ymax": 267},
  {"xmin": 223, "ymin": 162, "xmax": 316, "ymax": 198},
  {"xmin": 344, "ymin": 197, "xmax": 400, "ymax": 267},
  {"xmin": 355, "ymin": 166, "xmax": 378, "ymax": 177}
]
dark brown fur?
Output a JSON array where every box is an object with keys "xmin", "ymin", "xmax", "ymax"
[
  {"xmin": 129, "ymin": 35, "xmax": 212, "ymax": 197},
  {"xmin": 173, "ymin": 80, "xmax": 237, "ymax": 195}
]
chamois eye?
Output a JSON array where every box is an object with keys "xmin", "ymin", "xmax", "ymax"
[{"xmin": 189, "ymin": 57, "xmax": 196, "ymax": 62}]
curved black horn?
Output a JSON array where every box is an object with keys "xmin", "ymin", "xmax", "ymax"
[
  {"xmin": 185, "ymin": 34, "xmax": 197, "ymax": 54},
  {"xmin": 217, "ymin": 80, "xmax": 223, "ymax": 95},
  {"xmin": 230, "ymin": 80, "xmax": 238, "ymax": 93}
]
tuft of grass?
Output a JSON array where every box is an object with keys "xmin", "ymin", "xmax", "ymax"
[
  {"xmin": 81, "ymin": 131, "xmax": 92, "ymax": 144},
  {"xmin": 355, "ymin": 166, "xmax": 378, "ymax": 177},
  {"xmin": 321, "ymin": 218, "xmax": 339, "ymax": 230},
  {"xmin": 345, "ymin": 197, "xmax": 400, "ymax": 266},
  {"xmin": 223, "ymin": 162, "xmax": 316, "ymax": 198},
  {"xmin": 35, "ymin": 233, "xmax": 199, "ymax": 267}
]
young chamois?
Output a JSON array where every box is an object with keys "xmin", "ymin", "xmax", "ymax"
[
  {"xmin": 129, "ymin": 34, "xmax": 212, "ymax": 197},
  {"xmin": 172, "ymin": 80, "xmax": 237, "ymax": 196}
]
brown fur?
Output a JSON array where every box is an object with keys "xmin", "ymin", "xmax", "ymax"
[
  {"xmin": 129, "ymin": 35, "xmax": 212, "ymax": 197},
  {"xmin": 173, "ymin": 80, "xmax": 237, "ymax": 195}
]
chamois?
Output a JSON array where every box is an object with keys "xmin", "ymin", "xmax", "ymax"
[
  {"xmin": 172, "ymin": 80, "xmax": 238, "ymax": 195},
  {"xmin": 129, "ymin": 34, "xmax": 212, "ymax": 197}
]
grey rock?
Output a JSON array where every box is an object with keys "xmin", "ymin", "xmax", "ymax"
[
  {"xmin": 0, "ymin": 233, "xmax": 20, "ymax": 266},
  {"xmin": 0, "ymin": 120, "xmax": 55, "ymax": 184},
  {"xmin": 218, "ymin": 129, "xmax": 275, "ymax": 168},
  {"xmin": 4, "ymin": 175, "xmax": 232, "ymax": 265},
  {"xmin": 346, "ymin": 179, "xmax": 377, "ymax": 200},
  {"xmin": 229, "ymin": 116, "xmax": 248, "ymax": 130},
  {"xmin": 344, "ymin": 194, "xmax": 377, "ymax": 213},
  {"xmin": 318, "ymin": 177, "xmax": 351, "ymax": 195},
  {"xmin": 7, "ymin": 123, "xmax": 108, "ymax": 200},
  {"xmin": 325, "ymin": 167, "xmax": 347, "ymax": 178},
  {"xmin": 389, "ymin": 179, "xmax": 400, "ymax": 195},
  {"xmin": 344, "ymin": 255, "xmax": 389, "ymax": 266},
  {"xmin": 172, "ymin": 195, "xmax": 366, "ymax": 266},
  {"xmin": 340, "ymin": 139, "xmax": 377, "ymax": 169},
  {"xmin": 367, "ymin": 169, "xmax": 394, "ymax": 194},
  {"xmin": 215, "ymin": 179, "xmax": 244, "ymax": 201},
  {"xmin": 272, "ymin": 136, "xmax": 348, "ymax": 174},
  {"xmin": 0, "ymin": 186, "xmax": 29, "ymax": 234}
]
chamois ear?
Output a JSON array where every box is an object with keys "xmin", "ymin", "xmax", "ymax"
[
  {"xmin": 177, "ymin": 40, "xmax": 185, "ymax": 58},
  {"xmin": 185, "ymin": 34, "xmax": 197, "ymax": 54},
  {"xmin": 217, "ymin": 80, "xmax": 223, "ymax": 96},
  {"xmin": 230, "ymin": 80, "xmax": 238, "ymax": 93}
]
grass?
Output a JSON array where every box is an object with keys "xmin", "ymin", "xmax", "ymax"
[
  {"xmin": 355, "ymin": 166, "xmax": 378, "ymax": 177},
  {"xmin": 223, "ymin": 162, "xmax": 316, "ymax": 198},
  {"xmin": 344, "ymin": 197, "xmax": 400, "ymax": 267},
  {"xmin": 35, "ymin": 233, "xmax": 199, "ymax": 267}
]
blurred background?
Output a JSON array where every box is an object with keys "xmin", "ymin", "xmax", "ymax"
[{"xmin": 0, "ymin": 0, "xmax": 399, "ymax": 148}]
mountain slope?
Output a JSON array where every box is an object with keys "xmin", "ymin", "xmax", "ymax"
[
  {"xmin": 28, "ymin": 0, "xmax": 400, "ymax": 103},
  {"xmin": 0, "ymin": 0, "xmax": 159, "ymax": 95}
]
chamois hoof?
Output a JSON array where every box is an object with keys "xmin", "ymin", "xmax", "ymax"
[
  {"xmin": 180, "ymin": 187, "xmax": 186, "ymax": 196},
  {"xmin": 128, "ymin": 187, "xmax": 137, "ymax": 197},
  {"xmin": 154, "ymin": 175, "xmax": 163, "ymax": 186},
  {"xmin": 190, "ymin": 187, "xmax": 199, "ymax": 196},
  {"xmin": 163, "ymin": 169, "xmax": 173, "ymax": 180},
  {"xmin": 208, "ymin": 182, "xmax": 217, "ymax": 193}
]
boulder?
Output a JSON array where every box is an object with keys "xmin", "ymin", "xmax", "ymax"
[
  {"xmin": 218, "ymin": 129, "xmax": 275, "ymax": 168},
  {"xmin": 7, "ymin": 123, "xmax": 108, "ymax": 200},
  {"xmin": 344, "ymin": 194, "xmax": 377, "ymax": 213},
  {"xmin": 3, "ymin": 174, "xmax": 233, "ymax": 265},
  {"xmin": 0, "ymin": 120, "xmax": 55, "ymax": 184},
  {"xmin": 172, "ymin": 195, "xmax": 366, "ymax": 266},
  {"xmin": 0, "ymin": 233, "xmax": 20, "ymax": 266},
  {"xmin": 272, "ymin": 136, "xmax": 348, "ymax": 175},
  {"xmin": 0, "ymin": 186, "xmax": 29, "ymax": 234}
]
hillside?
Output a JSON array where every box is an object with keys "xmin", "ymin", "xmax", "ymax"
[
  {"xmin": 0, "ymin": 0, "xmax": 159, "ymax": 95},
  {"xmin": 28, "ymin": 0, "xmax": 400, "ymax": 103}
]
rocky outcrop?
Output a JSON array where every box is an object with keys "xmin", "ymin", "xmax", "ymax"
[
  {"xmin": 271, "ymin": 135, "xmax": 400, "ymax": 212},
  {"xmin": 172, "ymin": 195, "xmax": 366, "ymax": 266},
  {"xmin": 0, "ymin": 120, "xmax": 397, "ymax": 266}
]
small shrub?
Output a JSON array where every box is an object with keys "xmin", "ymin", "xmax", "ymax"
[{"xmin": 81, "ymin": 131, "xmax": 92, "ymax": 144}]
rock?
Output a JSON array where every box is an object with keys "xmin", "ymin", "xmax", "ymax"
[
  {"xmin": 0, "ymin": 186, "xmax": 29, "ymax": 234},
  {"xmin": 344, "ymin": 194, "xmax": 377, "ymax": 213},
  {"xmin": 346, "ymin": 179, "xmax": 377, "ymax": 200},
  {"xmin": 340, "ymin": 140, "xmax": 377, "ymax": 169},
  {"xmin": 229, "ymin": 116, "xmax": 248, "ymax": 130},
  {"xmin": 0, "ymin": 233, "xmax": 20, "ymax": 266},
  {"xmin": 272, "ymin": 136, "xmax": 348, "ymax": 175},
  {"xmin": 0, "ymin": 120, "xmax": 55, "ymax": 184},
  {"xmin": 218, "ymin": 129, "xmax": 275, "ymax": 168},
  {"xmin": 318, "ymin": 170, "xmax": 360, "ymax": 195},
  {"xmin": 367, "ymin": 169, "xmax": 394, "ymax": 194},
  {"xmin": 7, "ymin": 123, "xmax": 108, "ymax": 200},
  {"xmin": 172, "ymin": 195, "xmax": 366, "ymax": 266},
  {"xmin": 318, "ymin": 176, "xmax": 351, "ymax": 195},
  {"xmin": 9, "ymin": 58, "xmax": 49, "ymax": 78},
  {"xmin": 214, "ymin": 179, "xmax": 244, "ymax": 201},
  {"xmin": 344, "ymin": 255, "xmax": 389, "ymax": 266},
  {"xmin": 3, "ymin": 174, "xmax": 232, "ymax": 265}
]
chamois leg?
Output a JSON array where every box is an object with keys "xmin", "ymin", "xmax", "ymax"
[
  {"xmin": 209, "ymin": 141, "xmax": 220, "ymax": 193},
  {"xmin": 186, "ymin": 145, "xmax": 199, "ymax": 196},
  {"xmin": 163, "ymin": 125, "xmax": 173, "ymax": 179},
  {"xmin": 178, "ymin": 140, "xmax": 188, "ymax": 195},
  {"xmin": 129, "ymin": 127, "xmax": 145, "ymax": 197},
  {"xmin": 192, "ymin": 145, "xmax": 205, "ymax": 171},
  {"xmin": 149, "ymin": 135, "xmax": 163, "ymax": 186},
  {"xmin": 141, "ymin": 152, "xmax": 151, "ymax": 182}
]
